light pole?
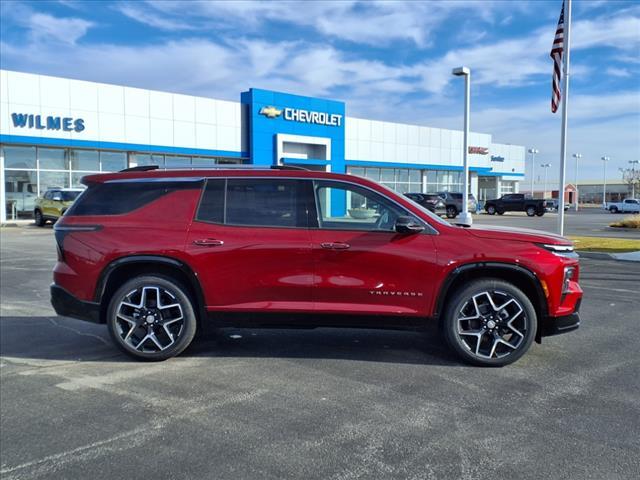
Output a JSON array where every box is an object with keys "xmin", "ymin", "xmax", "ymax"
[
  {"xmin": 528, "ymin": 148, "xmax": 538, "ymax": 196},
  {"xmin": 572, "ymin": 153, "xmax": 582, "ymax": 211},
  {"xmin": 541, "ymin": 163, "xmax": 551, "ymax": 199},
  {"xmin": 601, "ymin": 156, "xmax": 609, "ymax": 207},
  {"xmin": 452, "ymin": 66, "xmax": 472, "ymax": 225},
  {"xmin": 630, "ymin": 160, "xmax": 639, "ymax": 198}
]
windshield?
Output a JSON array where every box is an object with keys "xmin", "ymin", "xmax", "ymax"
[{"xmin": 61, "ymin": 191, "xmax": 82, "ymax": 201}]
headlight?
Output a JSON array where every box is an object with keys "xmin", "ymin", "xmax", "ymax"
[{"xmin": 537, "ymin": 243, "xmax": 578, "ymax": 258}]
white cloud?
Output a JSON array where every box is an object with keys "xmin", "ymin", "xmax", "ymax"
[
  {"xmin": 605, "ymin": 67, "xmax": 632, "ymax": 78},
  {"xmin": 138, "ymin": 0, "xmax": 511, "ymax": 47},
  {"xmin": 28, "ymin": 12, "xmax": 93, "ymax": 44},
  {"xmin": 115, "ymin": 3, "xmax": 194, "ymax": 31}
]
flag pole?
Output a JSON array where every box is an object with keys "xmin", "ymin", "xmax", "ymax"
[{"xmin": 557, "ymin": 0, "xmax": 572, "ymax": 236}]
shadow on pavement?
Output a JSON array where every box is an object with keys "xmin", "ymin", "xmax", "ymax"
[{"xmin": 0, "ymin": 315, "xmax": 460, "ymax": 367}]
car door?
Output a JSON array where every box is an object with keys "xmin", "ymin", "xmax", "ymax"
[
  {"xmin": 44, "ymin": 191, "xmax": 59, "ymax": 217},
  {"xmin": 310, "ymin": 179, "xmax": 438, "ymax": 317},
  {"xmin": 186, "ymin": 177, "xmax": 315, "ymax": 313}
]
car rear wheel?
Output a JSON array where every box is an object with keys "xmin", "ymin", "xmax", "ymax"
[
  {"xmin": 526, "ymin": 206, "xmax": 536, "ymax": 217},
  {"xmin": 486, "ymin": 205, "xmax": 496, "ymax": 215},
  {"xmin": 610, "ymin": 206, "xmax": 618, "ymax": 214},
  {"xmin": 442, "ymin": 279, "xmax": 537, "ymax": 367},
  {"xmin": 34, "ymin": 209, "xmax": 45, "ymax": 227},
  {"xmin": 535, "ymin": 210, "xmax": 545, "ymax": 217},
  {"xmin": 446, "ymin": 206, "xmax": 458, "ymax": 218},
  {"xmin": 107, "ymin": 275, "xmax": 197, "ymax": 361}
]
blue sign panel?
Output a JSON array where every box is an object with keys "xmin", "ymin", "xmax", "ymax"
[{"xmin": 241, "ymin": 88, "xmax": 346, "ymax": 173}]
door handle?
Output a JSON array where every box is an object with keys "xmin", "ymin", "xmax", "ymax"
[
  {"xmin": 320, "ymin": 242, "xmax": 350, "ymax": 250},
  {"xmin": 193, "ymin": 238, "xmax": 224, "ymax": 247}
]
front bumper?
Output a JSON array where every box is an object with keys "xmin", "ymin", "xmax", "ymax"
[
  {"xmin": 539, "ymin": 298, "xmax": 581, "ymax": 338},
  {"xmin": 50, "ymin": 284, "xmax": 101, "ymax": 323}
]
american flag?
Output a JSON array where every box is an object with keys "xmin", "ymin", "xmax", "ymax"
[{"xmin": 550, "ymin": 2, "xmax": 565, "ymax": 113}]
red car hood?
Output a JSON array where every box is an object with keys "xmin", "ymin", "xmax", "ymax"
[{"xmin": 466, "ymin": 224, "xmax": 571, "ymax": 245}]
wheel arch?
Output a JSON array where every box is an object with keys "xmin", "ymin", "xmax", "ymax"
[
  {"xmin": 95, "ymin": 255, "xmax": 206, "ymax": 326},
  {"xmin": 434, "ymin": 262, "xmax": 548, "ymax": 343}
]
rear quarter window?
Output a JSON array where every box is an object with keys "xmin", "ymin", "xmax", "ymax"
[{"xmin": 67, "ymin": 180, "xmax": 202, "ymax": 216}]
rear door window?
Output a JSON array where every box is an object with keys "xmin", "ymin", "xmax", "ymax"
[
  {"xmin": 196, "ymin": 178, "xmax": 314, "ymax": 228},
  {"xmin": 225, "ymin": 179, "xmax": 311, "ymax": 228}
]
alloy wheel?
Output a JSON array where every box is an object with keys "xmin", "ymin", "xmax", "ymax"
[
  {"xmin": 456, "ymin": 290, "xmax": 528, "ymax": 360},
  {"xmin": 115, "ymin": 286, "xmax": 185, "ymax": 353}
]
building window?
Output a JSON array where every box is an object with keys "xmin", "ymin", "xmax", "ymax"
[
  {"xmin": 347, "ymin": 167, "xmax": 422, "ymax": 193},
  {"xmin": 426, "ymin": 169, "xmax": 462, "ymax": 193},
  {"xmin": 39, "ymin": 148, "xmax": 68, "ymax": 170},
  {"xmin": 39, "ymin": 171, "xmax": 70, "ymax": 196},
  {"xmin": 70, "ymin": 149, "xmax": 99, "ymax": 171},
  {"xmin": 501, "ymin": 181, "xmax": 515, "ymax": 194},
  {"xmin": 4, "ymin": 170, "xmax": 37, "ymax": 214},
  {"xmin": 100, "ymin": 151, "xmax": 127, "ymax": 172},
  {"xmin": 3, "ymin": 146, "xmax": 36, "ymax": 169}
]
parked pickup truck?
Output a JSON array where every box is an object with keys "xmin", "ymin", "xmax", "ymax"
[
  {"xmin": 484, "ymin": 194, "xmax": 546, "ymax": 217},
  {"xmin": 606, "ymin": 198, "xmax": 640, "ymax": 214}
]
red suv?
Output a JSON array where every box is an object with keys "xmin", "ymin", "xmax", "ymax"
[{"xmin": 51, "ymin": 167, "xmax": 582, "ymax": 366}]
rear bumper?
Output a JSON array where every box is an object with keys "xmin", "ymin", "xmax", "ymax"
[
  {"xmin": 50, "ymin": 284, "xmax": 101, "ymax": 323},
  {"xmin": 540, "ymin": 299, "xmax": 581, "ymax": 337}
]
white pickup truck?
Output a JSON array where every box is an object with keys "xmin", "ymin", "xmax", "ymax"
[{"xmin": 606, "ymin": 198, "xmax": 640, "ymax": 214}]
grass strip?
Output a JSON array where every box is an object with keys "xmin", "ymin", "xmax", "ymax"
[{"xmin": 569, "ymin": 236, "xmax": 640, "ymax": 253}]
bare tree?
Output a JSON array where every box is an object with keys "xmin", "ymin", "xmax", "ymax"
[{"xmin": 620, "ymin": 167, "xmax": 640, "ymax": 197}]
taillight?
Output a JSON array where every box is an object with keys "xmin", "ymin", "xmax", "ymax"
[{"xmin": 53, "ymin": 223, "xmax": 103, "ymax": 262}]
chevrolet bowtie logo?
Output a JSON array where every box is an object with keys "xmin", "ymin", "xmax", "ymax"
[{"xmin": 259, "ymin": 106, "xmax": 282, "ymax": 118}]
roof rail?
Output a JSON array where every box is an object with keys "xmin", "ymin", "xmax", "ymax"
[
  {"xmin": 120, "ymin": 165, "xmax": 160, "ymax": 172},
  {"xmin": 270, "ymin": 165, "xmax": 309, "ymax": 171},
  {"xmin": 117, "ymin": 164, "xmax": 310, "ymax": 172}
]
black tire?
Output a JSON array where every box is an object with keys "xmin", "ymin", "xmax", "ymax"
[
  {"xmin": 526, "ymin": 206, "xmax": 536, "ymax": 217},
  {"xmin": 34, "ymin": 209, "xmax": 45, "ymax": 226},
  {"xmin": 106, "ymin": 275, "xmax": 197, "ymax": 361},
  {"xmin": 610, "ymin": 206, "xmax": 618, "ymax": 214},
  {"xmin": 442, "ymin": 279, "xmax": 537, "ymax": 367},
  {"xmin": 486, "ymin": 205, "xmax": 496, "ymax": 215},
  {"xmin": 446, "ymin": 206, "xmax": 458, "ymax": 218},
  {"xmin": 535, "ymin": 210, "xmax": 545, "ymax": 217}
]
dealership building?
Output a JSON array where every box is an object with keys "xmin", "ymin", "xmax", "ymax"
[{"xmin": 0, "ymin": 69, "xmax": 525, "ymax": 222}]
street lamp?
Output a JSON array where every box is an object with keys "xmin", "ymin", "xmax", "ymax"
[
  {"xmin": 572, "ymin": 153, "xmax": 582, "ymax": 211},
  {"xmin": 452, "ymin": 66, "xmax": 472, "ymax": 225},
  {"xmin": 528, "ymin": 148, "xmax": 539, "ymax": 196},
  {"xmin": 540, "ymin": 163, "xmax": 551, "ymax": 198},
  {"xmin": 630, "ymin": 160, "xmax": 639, "ymax": 197},
  {"xmin": 601, "ymin": 156, "xmax": 609, "ymax": 207}
]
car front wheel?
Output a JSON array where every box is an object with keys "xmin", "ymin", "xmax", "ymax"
[
  {"xmin": 446, "ymin": 206, "xmax": 458, "ymax": 218},
  {"xmin": 107, "ymin": 275, "xmax": 197, "ymax": 361},
  {"xmin": 526, "ymin": 206, "xmax": 536, "ymax": 216},
  {"xmin": 486, "ymin": 205, "xmax": 496, "ymax": 215},
  {"xmin": 442, "ymin": 279, "xmax": 537, "ymax": 367},
  {"xmin": 610, "ymin": 207, "xmax": 618, "ymax": 213}
]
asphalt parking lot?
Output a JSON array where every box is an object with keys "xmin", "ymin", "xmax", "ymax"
[
  {"xmin": 1, "ymin": 227, "xmax": 639, "ymax": 480},
  {"xmin": 471, "ymin": 208, "xmax": 639, "ymax": 239}
]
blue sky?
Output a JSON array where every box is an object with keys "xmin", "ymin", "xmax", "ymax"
[{"xmin": 1, "ymin": 0, "xmax": 638, "ymax": 183}]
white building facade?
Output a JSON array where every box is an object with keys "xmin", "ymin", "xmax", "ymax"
[{"xmin": 1, "ymin": 69, "xmax": 524, "ymax": 221}]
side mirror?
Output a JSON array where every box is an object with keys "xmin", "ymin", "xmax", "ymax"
[{"xmin": 395, "ymin": 216, "xmax": 425, "ymax": 234}]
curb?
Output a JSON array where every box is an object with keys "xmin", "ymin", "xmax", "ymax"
[{"xmin": 578, "ymin": 251, "xmax": 640, "ymax": 262}]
